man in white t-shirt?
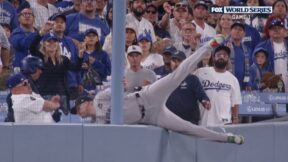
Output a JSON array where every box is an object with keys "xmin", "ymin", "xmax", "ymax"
[
  {"xmin": 7, "ymin": 73, "xmax": 61, "ymax": 123},
  {"xmin": 125, "ymin": 45, "xmax": 157, "ymax": 93},
  {"xmin": 126, "ymin": 0, "xmax": 157, "ymax": 43},
  {"xmin": 255, "ymin": 18, "xmax": 288, "ymax": 92},
  {"xmin": 192, "ymin": 1, "xmax": 216, "ymax": 46},
  {"xmin": 194, "ymin": 45, "xmax": 242, "ymax": 126}
]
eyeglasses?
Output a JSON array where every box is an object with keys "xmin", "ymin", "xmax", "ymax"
[
  {"xmin": 20, "ymin": 12, "xmax": 34, "ymax": 17},
  {"xmin": 146, "ymin": 10, "xmax": 157, "ymax": 14}
]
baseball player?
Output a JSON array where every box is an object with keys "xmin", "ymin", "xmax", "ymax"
[{"xmin": 71, "ymin": 35, "xmax": 244, "ymax": 145}]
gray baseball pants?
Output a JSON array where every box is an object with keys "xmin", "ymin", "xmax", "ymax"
[{"xmin": 125, "ymin": 44, "xmax": 228, "ymax": 142}]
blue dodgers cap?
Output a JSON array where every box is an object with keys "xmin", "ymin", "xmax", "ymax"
[
  {"xmin": 49, "ymin": 13, "xmax": 66, "ymax": 22},
  {"xmin": 7, "ymin": 73, "xmax": 27, "ymax": 89},
  {"xmin": 213, "ymin": 45, "xmax": 231, "ymax": 56},
  {"xmin": 42, "ymin": 32, "xmax": 59, "ymax": 42},
  {"xmin": 162, "ymin": 45, "xmax": 177, "ymax": 55},
  {"xmin": 138, "ymin": 33, "xmax": 152, "ymax": 42},
  {"xmin": 231, "ymin": 21, "xmax": 245, "ymax": 30},
  {"xmin": 84, "ymin": 28, "xmax": 98, "ymax": 37},
  {"xmin": 269, "ymin": 18, "xmax": 285, "ymax": 29},
  {"xmin": 171, "ymin": 50, "xmax": 186, "ymax": 61}
]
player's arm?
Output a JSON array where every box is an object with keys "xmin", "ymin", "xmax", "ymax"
[
  {"xmin": 231, "ymin": 105, "xmax": 239, "ymax": 124},
  {"xmin": 42, "ymin": 96, "xmax": 60, "ymax": 112}
]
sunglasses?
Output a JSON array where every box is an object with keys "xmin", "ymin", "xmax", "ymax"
[
  {"xmin": 175, "ymin": 3, "xmax": 188, "ymax": 9},
  {"xmin": 146, "ymin": 10, "xmax": 157, "ymax": 14}
]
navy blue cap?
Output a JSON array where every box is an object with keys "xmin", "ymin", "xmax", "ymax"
[
  {"xmin": 70, "ymin": 95, "xmax": 93, "ymax": 114},
  {"xmin": 254, "ymin": 47, "xmax": 269, "ymax": 58},
  {"xmin": 42, "ymin": 32, "xmax": 59, "ymax": 42},
  {"xmin": 231, "ymin": 21, "xmax": 245, "ymax": 30},
  {"xmin": 213, "ymin": 45, "xmax": 231, "ymax": 56},
  {"xmin": 172, "ymin": 50, "xmax": 186, "ymax": 61},
  {"xmin": 162, "ymin": 45, "xmax": 177, "ymax": 55},
  {"xmin": 269, "ymin": 19, "xmax": 284, "ymax": 29},
  {"xmin": 138, "ymin": 33, "xmax": 152, "ymax": 42},
  {"xmin": 7, "ymin": 74, "xmax": 27, "ymax": 89},
  {"xmin": 84, "ymin": 28, "xmax": 98, "ymax": 36},
  {"xmin": 194, "ymin": 0, "xmax": 208, "ymax": 9},
  {"xmin": 49, "ymin": 13, "xmax": 66, "ymax": 22}
]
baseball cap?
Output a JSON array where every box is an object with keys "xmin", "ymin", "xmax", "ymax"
[
  {"xmin": 231, "ymin": 21, "xmax": 245, "ymax": 30},
  {"xmin": 49, "ymin": 13, "xmax": 66, "ymax": 22},
  {"xmin": 84, "ymin": 28, "xmax": 98, "ymax": 36},
  {"xmin": 138, "ymin": 33, "xmax": 152, "ymax": 42},
  {"xmin": 126, "ymin": 23, "xmax": 137, "ymax": 34},
  {"xmin": 171, "ymin": 50, "xmax": 186, "ymax": 61},
  {"xmin": 7, "ymin": 73, "xmax": 27, "ymax": 89},
  {"xmin": 194, "ymin": 0, "xmax": 208, "ymax": 10},
  {"xmin": 42, "ymin": 32, "xmax": 59, "ymax": 42},
  {"xmin": 269, "ymin": 18, "xmax": 284, "ymax": 29},
  {"xmin": 127, "ymin": 45, "xmax": 143, "ymax": 55},
  {"xmin": 162, "ymin": 45, "xmax": 177, "ymax": 55},
  {"xmin": 213, "ymin": 45, "xmax": 231, "ymax": 56},
  {"xmin": 70, "ymin": 95, "xmax": 93, "ymax": 114}
]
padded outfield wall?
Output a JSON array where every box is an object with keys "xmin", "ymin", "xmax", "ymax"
[{"xmin": 0, "ymin": 122, "xmax": 288, "ymax": 162}]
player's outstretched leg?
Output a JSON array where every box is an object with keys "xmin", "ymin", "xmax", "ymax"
[
  {"xmin": 151, "ymin": 107, "xmax": 244, "ymax": 145},
  {"xmin": 140, "ymin": 35, "xmax": 226, "ymax": 108}
]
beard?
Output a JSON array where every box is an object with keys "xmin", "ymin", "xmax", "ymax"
[
  {"xmin": 214, "ymin": 59, "xmax": 228, "ymax": 70},
  {"xmin": 132, "ymin": 7, "xmax": 145, "ymax": 18}
]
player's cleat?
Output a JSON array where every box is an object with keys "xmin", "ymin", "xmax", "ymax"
[
  {"xmin": 227, "ymin": 134, "xmax": 244, "ymax": 145},
  {"xmin": 208, "ymin": 34, "xmax": 225, "ymax": 48}
]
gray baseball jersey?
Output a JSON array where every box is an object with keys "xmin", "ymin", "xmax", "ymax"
[{"xmin": 93, "ymin": 44, "xmax": 230, "ymax": 142}]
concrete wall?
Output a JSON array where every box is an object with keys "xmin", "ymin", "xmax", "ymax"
[{"xmin": 0, "ymin": 122, "xmax": 287, "ymax": 162}]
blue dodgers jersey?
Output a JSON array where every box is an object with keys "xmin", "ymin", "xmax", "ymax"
[
  {"xmin": 0, "ymin": 1, "xmax": 18, "ymax": 29},
  {"xmin": 65, "ymin": 13, "xmax": 110, "ymax": 44}
]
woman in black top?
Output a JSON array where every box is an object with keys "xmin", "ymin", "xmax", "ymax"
[{"xmin": 29, "ymin": 32, "xmax": 84, "ymax": 114}]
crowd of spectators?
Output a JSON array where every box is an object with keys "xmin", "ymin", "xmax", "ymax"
[{"xmin": 0, "ymin": 0, "xmax": 288, "ymax": 125}]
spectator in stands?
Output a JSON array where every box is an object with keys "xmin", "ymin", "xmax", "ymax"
[
  {"xmin": 50, "ymin": 13, "xmax": 82, "ymax": 100},
  {"xmin": 256, "ymin": 18, "xmax": 288, "ymax": 92},
  {"xmin": 125, "ymin": 23, "xmax": 138, "ymax": 51},
  {"xmin": 138, "ymin": 33, "xmax": 163, "ymax": 70},
  {"xmin": 10, "ymin": 7, "xmax": 37, "ymax": 72},
  {"xmin": 216, "ymin": 14, "xmax": 233, "ymax": 38},
  {"xmin": 95, "ymin": 0, "xmax": 107, "ymax": 20},
  {"xmin": 124, "ymin": 45, "xmax": 157, "ymax": 93},
  {"xmin": 31, "ymin": 0, "xmax": 59, "ymax": 30},
  {"xmin": 194, "ymin": 45, "xmax": 242, "ymax": 126},
  {"xmin": 65, "ymin": 0, "xmax": 110, "ymax": 44},
  {"xmin": 5, "ymin": 56, "xmax": 59, "ymax": 122},
  {"xmin": 105, "ymin": 3, "xmax": 113, "ymax": 29},
  {"xmin": 174, "ymin": 21, "xmax": 200, "ymax": 57},
  {"xmin": 0, "ymin": 0, "xmax": 18, "ymax": 29},
  {"xmin": 1, "ymin": 23, "xmax": 12, "ymax": 38},
  {"xmin": 126, "ymin": 0, "xmax": 157, "ymax": 43},
  {"xmin": 192, "ymin": 0, "xmax": 216, "ymax": 46},
  {"xmin": 272, "ymin": 0, "xmax": 288, "ymax": 30},
  {"xmin": 62, "ymin": 0, "xmax": 81, "ymax": 16},
  {"xmin": 154, "ymin": 45, "xmax": 177, "ymax": 78},
  {"xmin": 226, "ymin": 21, "xmax": 252, "ymax": 91},
  {"xmin": 215, "ymin": 0, "xmax": 230, "ymax": 6},
  {"xmin": 143, "ymin": 4, "xmax": 170, "ymax": 39},
  {"xmin": 161, "ymin": 1, "xmax": 189, "ymax": 43},
  {"xmin": 249, "ymin": 48, "xmax": 272, "ymax": 91},
  {"xmin": 29, "ymin": 29, "xmax": 84, "ymax": 115},
  {"xmin": 197, "ymin": 51, "xmax": 213, "ymax": 68},
  {"xmin": 7, "ymin": 73, "xmax": 60, "ymax": 123},
  {"xmin": 81, "ymin": 28, "xmax": 111, "ymax": 92},
  {"xmin": 166, "ymin": 50, "xmax": 210, "ymax": 125},
  {"xmin": 0, "ymin": 25, "xmax": 10, "ymax": 71},
  {"xmin": 245, "ymin": 0, "xmax": 267, "ymax": 38}
]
